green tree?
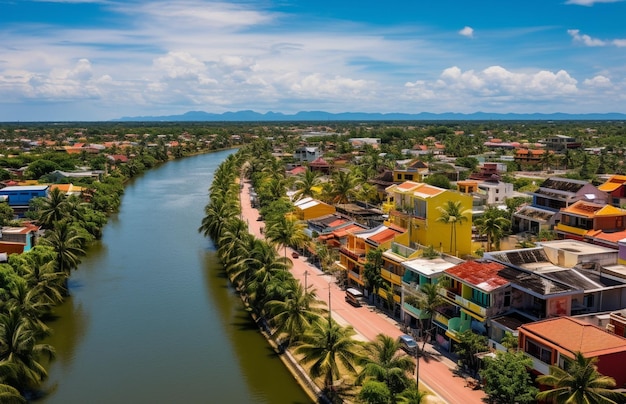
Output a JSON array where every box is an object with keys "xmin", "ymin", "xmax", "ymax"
[
  {"xmin": 474, "ymin": 207, "xmax": 510, "ymax": 252},
  {"xmin": 455, "ymin": 330, "xmax": 488, "ymax": 377},
  {"xmin": 34, "ymin": 188, "xmax": 68, "ymax": 229},
  {"xmin": 0, "ymin": 204, "xmax": 15, "ymax": 226},
  {"xmin": 364, "ymin": 249, "xmax": 384, "ymax": 305},
  {"xmin": 24, "ymin": 160, "xmax": 60, "ymax": 180},
  {"xmin": 292, "ymin": 169, "xmax": 321, "ymax": 201},
  {"xmin": 39, "ymin": 220, "xmax": 86, "ymax": 291},
  {"xmin": 480, "ymin": 350, "xmax": 538, "ymax": 404},
  {"xmin": 357, "ymin": 334, "xmax": 415, "ymax": 399},
  {"xmin": 358, "ymin": 380, "xmax": 391, "ymax": 404},
  {"xmin": 397, "ymin": 387, "xmax": 428, "ymax": 404},
  {"xmin": 264, "ymin": 281, "xmax": 326, "ymax": 347},
  {"xmin": 264, "ymin": 215, "xmax": 308, "ymax": 260},
  {"xmin": 435, "ymin": 200, "xmax": 471, "ymax": 255},
  {"xmin": 330, "ymin": 170, "xmax": 360, "ymax": 204},
  {"xmin": 295, "ymin": 319, "xmax": 363, "ymax": 393},
  {"xmin": 536, "ymin": 351, "xmax": 626, "ymax": 404},
  {"xmin": 0, "ymin": 308, "xmax": 55, "ymax": 393}
]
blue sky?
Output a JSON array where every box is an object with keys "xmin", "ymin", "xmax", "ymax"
[{"xmin": 1, "ymin": 0, "xmax": 625, "ymax": 121}]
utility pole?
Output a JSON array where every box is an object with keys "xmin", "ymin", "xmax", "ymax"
[{"xmin": 304, "ymin": 270, "xmax": 309, "ymax": 292}]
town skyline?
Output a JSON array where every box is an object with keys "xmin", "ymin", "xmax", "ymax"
[{"xmin": 2, "ymin": 0, "xmax": 626, "ymax": 122}]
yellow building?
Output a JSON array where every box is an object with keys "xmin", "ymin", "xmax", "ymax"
[
  {"xmin": 393, "ymin": 160, "xmax": 428, "ymax": 183},
  {"xmin": 384, "ymin": 181, "xmax": 473, "ymax": 257},
  {"xmin": 292, "ymin": 197, "xmax": 335, "ymax": 220}
]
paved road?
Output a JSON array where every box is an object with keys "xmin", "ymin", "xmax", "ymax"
[{"xmin": 241, "ymin": 180, "xmax": 486, "ymax": 404}]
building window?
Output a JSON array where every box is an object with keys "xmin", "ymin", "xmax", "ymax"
[
  {"xmin": 526, "ymin": 340, "xmax": 552, "ymax": 364},
  {"xmin": 414, "ymin": 199, "xmax": 427, "ymax": 218}
]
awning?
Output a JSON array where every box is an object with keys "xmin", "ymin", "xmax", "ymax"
[{"xmin": 461, "ymin": 308, "xmax": 485, "ymax": 323}]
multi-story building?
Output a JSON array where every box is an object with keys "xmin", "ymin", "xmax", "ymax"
[
  {"xmin": 539, "ymin": 135, "xmax": 582, "ymax": 152},
  {"xmin": 385, "ymin": 181, "xmax": 473, "ymax": 256},
  {"xmin": 513, "ymin": 177, "xmax": 606, "ymax": 234},
  {"xmin": 392, "ymin": 160, "xmax": 429, "ymax": 183},
  {"xmin": 519, "ymin": 317, "xmax": 626, "ymax": 387},
  {"xmin": 555, "ymin": 200, "xmax": 626, "ymax": 248},
  {"xmin": 598, "ymin": 174, "xmax": 626, "ymax": 208}
]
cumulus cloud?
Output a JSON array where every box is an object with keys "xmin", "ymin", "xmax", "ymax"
[
  {"xmin": 567, "ymin": 29, "xmax": 606, "ymax": 46},
  {"xmin": 583, "ymin": 75, "xmax": 612, "ymax": 87},
  {"xmin": 565, "ymin": 0, "xmax": 622, "ymax": 5},
  {"xmin": 459, "ymin": 26, "xmax": 474, "ymax": 38}
]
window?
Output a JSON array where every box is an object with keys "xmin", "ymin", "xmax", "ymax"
[
  {"xmin": 414, "ymin": 199, "xmax": 427, "ymax": 218},
  {"xmin": 472, "ymin": 289, "xmax": 490, "ymax": 307},
  {"xmin": 504, "ymin": 291, "xmax": 511, "ymax": 307},
  {"xmin": 526, "ymin": 340, "xmax": 552, "ymax": 364}
]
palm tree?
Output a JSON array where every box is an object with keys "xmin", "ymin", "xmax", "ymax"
[
  {"xmin": 330, "ymin": 170, "xmax": 360, "ymax": 204},
  {"xmin": 293, "ymin": 169, "xmax": 321, "ymax": 201},
  {"xmin": 39, "ymin": 220, "xmax": 86, "ymax": 292},
  {"xmin": 10, "ymin": 246, "xmax": 65, "ymax": 307},
  {"xmin": 413, "ymin": 281, "xmax": 446, "ymax": 385},
  {"xmin": 0, "ymin": 361, "xmax": 25, "ymax": 403},
  {"xmin": 264, "ymin": 280, "xmax": 326, "ymax": 347},
  {"xmin": 357, "ymin": 334, "xmax": 415, "ymax": 399},
  {"xmin": 264, "ymin": 215, "xmax": 308, "ymax": 260},
  {"xmin": 0, "ymin": 308, "xmax": 55, "ymax": 393},
  {"xmin": 36, "ymin": 188, "xmax": 68, "ymax": 229},
  {"xmin": 536, "ymin": 351, "xmax": 626, "ymax": 404},
  {"xmin": 198, "ymin": 198, "xmax": 239, "ymax": 240},
  {"xmin": 474, "ymin": 207, "xmax": 511, "ymax": 252},
  {"xmin": 295, "ymin": 319, "xmax": 363, "ymax": 393},
  {"xmin": 435, "ymin": 200, "xmax": 471, "ymax": 255},
  {"xmin": 397, "ymin": 387, "xmax": 429, "ymax": 404}
]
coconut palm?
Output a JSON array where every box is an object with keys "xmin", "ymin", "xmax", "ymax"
[
  {"xmin": 397, "ymin": 387, "xmax": 429, "ymax": 404},
  {"xmin": 265, "ymin": 280, "xmax": 326, "ymax": 346},
  {"xmin": 435, "ymin": 200, "xmax": 471, "ymax": 255},
  {"xmin": 198, "ymin": 198, "xmax": 239, "ymax": 240},
  {"xmin": 293, "ymin": 169, "xmax": 321, "ymax": 201},
  {"xmin": 0, "ymin": 361, "xmax": 25, "ymax": 403},
  {"xmin": 3, "ymin": 281, "xmax": 52, "ymax": 338},
  {"xmin": 330, "ymin": 170, "xmax": 360, "ymax": 204},
  {"xmin": 536, "ymin": 351, "xmax": 626, "ymax": 404},
  {"xmin": 39, "ymin": 220, "xmax": 86, "ymax": 292},
  {"xmin": 264, "ymin": 215, "xmax": 308, "ymax": 260},
  {"xmin": 35, "ymin": 188, "xmax": 68, "ymax": 229},
  {"xmin": 9, "ymin": 246, "xmax": 65, "ymax": 307},
  {"xmin": 474, "ymin": 207, "xmax": 511, "ymax": 252},
  {"xmin": 357, "ymin": 334, "xmax": 415, "ymax": 399},
  {"xmin": 295, "ymin": 319, "xmax": 363, "ymax": 393},
  {"xmin": 0, "ymin": 308, "xmax": 55, "ymax": 393}
]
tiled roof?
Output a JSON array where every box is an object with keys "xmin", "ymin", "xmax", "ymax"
[
  {"xmin": 598, "ymin": 175, "xmax": 626, "ymax": 192},
  {"xmin": 520, "ymin": 317, "xmax": 626, "ymax": 357},
  {"xmin": 368, "ymin": 228, "xmax": 401, "ymax": 245},
  {"xmin": 445, "ymin": 261, "xmax": 509, "ymax": 292}
]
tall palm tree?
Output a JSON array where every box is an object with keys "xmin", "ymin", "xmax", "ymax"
[
  {"xmin": 198, "ymin": 198, "xmax": 239, "ymax": 240},
  {"xmin": 536, "ymin": 351, "xmax": 626, "ymax": 404},
  {"xmin": 0, "ymin": 361, "xmax": 25, "ymax": 403},
  {"xmin": 264, "ymin": 215, "xmax": 308, "ymax": 260},
  {"xmin": 295, "ymin": 319, "xmax": 363, "ymax": 392},
  {"xmin": 10, "ymin": 246, "xmax": 65, "ymax": 308},
  {"xmin": 39, "ymin": 220, "xmax": 86, "ymax": 291},
  {"xmin": 397, "ymin": 387, "xmax": 429, "ymax": 404},
  {"xmin": 357, "ymin": 334, "xmax": 415, "ymax": 399},
  {"xmin": 36, "ymin": 188, "xmax": 68, "ymax": 229},
  {"xmin": 292, "ymin": 169, "xmax": 321, "ymax": 201},
  {"xmin": 0, "ymin": 308, "xmax": 55, "ymax": 393},
  {"xmin": 435, "ymin": 200, "xmax": 471, "ymax": 255},
  {"xmin": 474, "ymin": 207, "xmax": 511, "ymax": 252},
  {"xmin": 265, "ymin": 281, "xmax": 326, "ymax": 347},
  {"xmin": 330, "ymin": 170, "xmax": 360, "ymax": 204},
  {"xmin": 414, "ymin": 281, "xmax": 446, "ymax": 384}
]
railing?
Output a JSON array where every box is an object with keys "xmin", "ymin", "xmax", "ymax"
[
  {"xmin": 339, "ymin": 247, "xmax": 366, "ymax": 262},
  {"xmin": 440, "ymin": 289, "xmax": 487, "ymax": 317}
]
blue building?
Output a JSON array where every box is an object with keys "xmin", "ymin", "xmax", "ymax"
[{"xmin": 0, "ymin": 185, "xmax": 50, "ymax": 217}]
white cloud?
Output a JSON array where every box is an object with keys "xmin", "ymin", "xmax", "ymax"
[
  {"xmin": 565, "ymin": 0, "xmax": 622, "ymax": 6},
  {"xmin": 583, "ymin": 75, "xmax": 612, "ymax": 87},
  {"xmin": 567, "ymin": 29, "xmax": 607, "ymax": 46},
  {"xmin": 459, "ymin": 26, "xmax": 474, "ymax": 38},
  {"xmin": 612, "ymin": 39, "xmax": 626, "ymax": 47}
]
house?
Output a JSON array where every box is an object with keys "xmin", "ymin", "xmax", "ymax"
[
  {"xmin": 518, "ymin": 317, "xmax": 626, "ymax": 387},
  {"xmin": 337, "ymin": 224, "xmax": 404, "ymax": 290},
  {"xmin": 308, "ymin": 157, "xmax": 331, "ymax": 174},
  {"xmin": 540, "ymin": 135, "xmax": 582, "ymax": 152},
  {"xmin": 555, "ymin": 200, "xmax": 626, "ymax": 248},
  {"xmin": 598, "ymin": 174, "xmax": 626, "ymax": 207},
  {"xmin": 0, "ymin": 185, "xmax": 49, "ymax": 217},
  {"xmin": 468, "ymin": 162, "xmax": 506, "ymax": 181},
  {"xmin": 393, "ymin": 160, "xmax": 429, "ymax": 183},
  {"xmin": 513, "ymin": 177, "xmax": 606, "ymax": 234},
  {"xmin": 0, "ymin": 224, "xmax": 40, "ymax": 253},
  {"xmin": 292, "ymin": 197, "xmax": 335, "ymax": 221},
  {"xmin": 514, "ymin": 149, "xmax": 547, "ymax": 166},
  {"xmin": 335, "ymin": 202, "xmax": 385, "ymax": 227},
  {"xmin": 49, "ymin": 170, "xmax": 103, "ymax": 182},
  {"xmin": 400, "ymin": 254, "xmax": 461, "ymax": 349},
  {"xmin": 385, "ymin": 181, "xmax": 473, "ymax": 256},
  {"xmin": 293, "ymin": 146, "xmax": 321, "ymax": 163}
]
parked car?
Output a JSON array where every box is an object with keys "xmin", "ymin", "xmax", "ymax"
[
  {"xmin": 291, "ymin": 251, "xmax": 299, "ymax": 259},
  {"xmin": 398, "ymin": 334, "xmax": 418, "ymax": 355}
]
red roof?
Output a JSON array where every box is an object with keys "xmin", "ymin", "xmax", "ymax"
[
  {"xmin": 368, "ymin": 228, "xmax": 401, "ymax": 245},
  {"xmin": 445, "ymin": 261, "xmax": 509, "ymax": 291},
  {"xmin": 520, "ymin": 317, "xmax": 626, "ymax": 357}
]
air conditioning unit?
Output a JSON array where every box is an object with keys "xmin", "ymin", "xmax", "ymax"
[{"xmin": 606, "ymin": 323, "xmax": 615, "ymax": 333}]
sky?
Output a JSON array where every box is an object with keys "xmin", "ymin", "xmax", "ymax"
[{"xmin": 1, "ymin": 0, "xmax": 626, "ymax": 121}]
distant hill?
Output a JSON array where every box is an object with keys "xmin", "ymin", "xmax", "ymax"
[{"xmin": 114, "ymin": 110, "xmax": 626, "ymax": 122}]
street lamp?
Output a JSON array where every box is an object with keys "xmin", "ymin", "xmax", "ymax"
[{"xmin": 304, "ymin": 270, "xmax": 309, "ymax": 292}]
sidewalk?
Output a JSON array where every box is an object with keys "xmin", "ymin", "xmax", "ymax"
[{"xmin": 240, "ymin": 179, "xmax": 486, "ymax": 404}]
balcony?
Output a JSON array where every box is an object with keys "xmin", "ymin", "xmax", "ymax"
[
  {"xmin": 445, "ymin": 316, "xmax": 470, "ymax": 340},
  {"xmin": 403, "ymin": 302, "xmax": 429, "ymax": 320},
  {"xmin": 440, "ymin": 289, "xmax": 488, "ymax": 318},
  {"xmin": 340, "ymin": 246, "xmax": 366, "ymax": 262},
  {"xmin": 555, "ymin": 222, "xmax": 588, "ymax": 236}
]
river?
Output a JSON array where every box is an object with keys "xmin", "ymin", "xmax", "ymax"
[{"xmin": 40, "ymin": 150, "xmax": 311, "ymax": 403}]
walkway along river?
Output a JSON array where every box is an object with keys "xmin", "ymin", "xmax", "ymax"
[{"xmin": 40, "ymin": 150, "xmax": 310, "ymax": 403}]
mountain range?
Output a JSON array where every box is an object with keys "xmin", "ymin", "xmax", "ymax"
[{"xmin": 115, "ymin": 110, "xmax": 626, "ymax": 122}]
